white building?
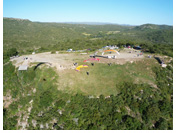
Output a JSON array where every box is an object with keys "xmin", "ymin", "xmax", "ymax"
[
  {"xmin": 67, "ymin": 49, "xmax": 72, "ymax": 52},
  {"xmin": 18, "ymin": 65, "xmax": 28, "ymax": 70}
]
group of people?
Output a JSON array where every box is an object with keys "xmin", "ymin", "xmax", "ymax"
[{"xmin": 74, "ymin": 60, "xmax": 112, "ymax": 76}]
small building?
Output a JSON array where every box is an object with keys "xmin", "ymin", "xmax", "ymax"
[
  {"xmin": 18, "ymin": 65, "xmax": 28, "ymax": 71},
  {"xmin": 67, "ymin": 49, "xmax": 72, "ymax": 52},
  {"xmin": 133, "ymin": 46, "xmax": 141, "ymax": 50}
]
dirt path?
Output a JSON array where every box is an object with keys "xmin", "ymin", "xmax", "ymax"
[
  {"xmin": 11, "ymin": 51, "xmax": 145, "ymax": 71},
  {"xmin": 11, "ymin": 52, "xmax": 89, "ymax": 70}
]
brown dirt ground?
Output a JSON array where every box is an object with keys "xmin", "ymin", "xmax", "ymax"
[{"xmin": 11, "ymin": 50, "xmax": 145, "ymax": 70}]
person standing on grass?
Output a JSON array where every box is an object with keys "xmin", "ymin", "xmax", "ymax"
[
  {"xmin": 86, "ymin": 71, "xmax": 89, "ymax": 75},
  {"xmin": 108, "ymin": 63, "xmax": 112, "ymax": 66}
]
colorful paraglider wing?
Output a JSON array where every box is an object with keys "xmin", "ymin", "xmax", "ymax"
[
  {"xmin": 96, "ymin": 58, "xmax": 100, "ymax": 61},
  {"xmin": 102, "ymin": 50, "xmax": 120, "ymax": 55},
  {"xmin": 76, "ymin": 65, "xmax": 88, "ymax": 71},
  {"xmin": 83, "ymin": 58, "xmax": 100, "ymax": 62},
  {"xmin": 94, "ymin": 58, "xmax": 100, "ymax": 61}
]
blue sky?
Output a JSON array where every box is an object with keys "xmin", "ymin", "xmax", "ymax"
[{"xmin": 3, "ymin": 0, "xmax": 173, "ymax": 25}]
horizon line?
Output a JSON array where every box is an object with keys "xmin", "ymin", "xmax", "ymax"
[{"xmin": 3, "ymin": 17, "xmax": 173, "ymax": 26}]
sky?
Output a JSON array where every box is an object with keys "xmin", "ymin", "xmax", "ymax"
[{"xmin": 3, "ymin": 0, "xmax": 173, "ymax": 25}]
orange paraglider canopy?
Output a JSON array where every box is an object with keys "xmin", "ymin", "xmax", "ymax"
[{"xmin": 102, "ymin": 49, "xmax": 120, "ymax": 55}]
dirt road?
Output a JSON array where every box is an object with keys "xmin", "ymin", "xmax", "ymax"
[{"xmin": 11, "ymin": 50, "xmax": 145, "ymax": 70}]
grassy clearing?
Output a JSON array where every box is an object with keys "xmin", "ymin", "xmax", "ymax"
[{"xmin": 57, "ymin": 58, "xmax": 159, "ymax": 96}]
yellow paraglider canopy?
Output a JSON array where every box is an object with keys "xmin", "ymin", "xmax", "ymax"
[{"xmin": 76, "ymin": 65, "xmax": 88, "ymax": 71}]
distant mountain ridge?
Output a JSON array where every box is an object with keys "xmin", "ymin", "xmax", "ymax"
[
  {"xmin": 3, "ymin": 17, "xmax": 31, "ymax": 22},
  {"xmin": 4, "ymin": 17, "xmax": 173, "ymax": 27},
  {"xmin": 60, "ymin": 22, "xmax": 136, "ymax": 26},
  {"xmin": 3, "ymin": 17, "xmax": 173, "ymax": 53},
  {"xmin": 134, "ymin": 23, "xmax": 173, "ymax": 30}
]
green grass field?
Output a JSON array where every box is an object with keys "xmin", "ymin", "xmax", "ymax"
[{"xmin": 57, "ymin": 58, "xmax": 159, "ymax": 96}]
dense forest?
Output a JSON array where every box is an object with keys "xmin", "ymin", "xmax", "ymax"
[
  {"xmin": 3, "ymin": 18, "xmax": 173, "ymax": 57},
  {"xmin": 3, "ymin": 61, "xmax": 173, "ymax": 130},
  {"xmin": 3, "ymin": 17, "xmax": 173, "ymax": 130}
]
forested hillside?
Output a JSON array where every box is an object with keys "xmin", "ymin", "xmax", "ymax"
[
  {"xmin": 3, "ymin": 17, "xmax": 173, "ymax": 130},
  {"xmin": 3, "ymin": 18, "xmax": 173, "ymax": 56},
  {"xmin": 3, "ymin": 61, "xmax": 173, "ymax": 130}
]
